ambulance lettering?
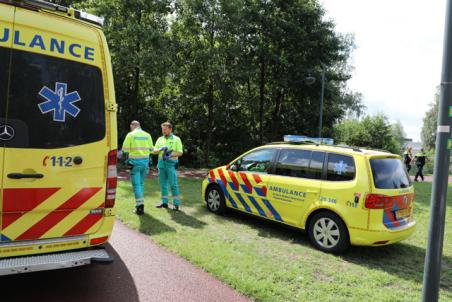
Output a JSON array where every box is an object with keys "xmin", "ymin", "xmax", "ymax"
[
  {"xmin": 0, "ymin": 27, "xmax": 95, "ymax": 61},
  {"xmin": 43, "ymin": 155, "xmax": 74, "ymax": 167},
  {"xmin": 268, "ymin": 185, "xmax": 307, "ymax": 203},
  {"xmin": 320, "ymin": 196, "xmax": 337, "ymax": 204}
]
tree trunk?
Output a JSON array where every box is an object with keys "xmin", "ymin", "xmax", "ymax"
[
  {"xmin": 259, "ymin": 58, "xmax": 266, "ymax": 144},
  {"xmin": 271, "ymin": 89, "xmax": 284, "ymax": 141},
  {"xmin": 131, "ymin": 10, "xmax": 142, "ymax": 118},
  {"xmin": 204, "ymin": 16, "xmax": 216, "ymax": 167},
  {"xmin": 205, "ymin": 81, "xmax": 214, "ymax": 167}
]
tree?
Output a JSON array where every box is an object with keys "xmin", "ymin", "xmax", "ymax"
[
  {"xmin": 391, "ymin": 120, "xmax": 407, "ymax": 152},
  {"xmin": 421, "ymin": 90, "xmax": 439, "ymax": 150},
  {"xmin": 334, "ymin": 118, "xmax": 370, "ymax": 147},
  {"xmin": 89, "ymin": 0, "xmax": 173, "ymax": 143},
  {"xmin": 334, "ymin": 114, "xmax": 400, "ymax": 154},
  {"xmin": 78, "ymin": 0, "xmax": 363, "ymax": 167}
]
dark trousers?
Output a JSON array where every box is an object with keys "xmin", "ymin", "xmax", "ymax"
[
  {"xmin": 405, "ymin": 163, "xmax": 411, "ymax": 173},
  {"xmin": 415, "ymin": 164, "xmax": 424, "ymax": 181}
]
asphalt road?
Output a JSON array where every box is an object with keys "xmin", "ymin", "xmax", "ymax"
[{"xmin": 1, "ymin": 221, "xmax": 248, "ymax": 302}]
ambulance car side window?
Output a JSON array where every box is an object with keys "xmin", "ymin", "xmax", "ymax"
[
  {"xmin": 5, "ymin": 49, "xmax": 105, "ymax": 148},
  {"xmin": 236, "ymin": 148, "xmax": 277, "ymax": 173},
  {"xmin": 275, "ymin": 149, "xmax": 312, "ymax": 178},
  {"xmin": 309, "ymin": 151, "xmax": 325, "ymax": 179},
  {"xmin": 326, "ymin": 153, "xmax": 356, "ymax": 181},
  {"xmin": 0, "ymin": 47, "xmax": 9, "ymax": 120}
]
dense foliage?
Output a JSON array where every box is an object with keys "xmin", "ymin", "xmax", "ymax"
[
  {"xmin": 334, "ymin": 114, "xmax": 405, "ymax": 154},
  {"xmin": 52, "ymin": 0, "xmax": 363, "ymax": 167}
]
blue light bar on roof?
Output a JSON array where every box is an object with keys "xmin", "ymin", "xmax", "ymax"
[{"xmin": 283, "ymin": 135, "xmax": 334, "ymax": 145}]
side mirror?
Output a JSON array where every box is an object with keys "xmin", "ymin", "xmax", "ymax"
[{"xmin": 230, "ymin": 164, "xmax": 238, "ymax": 172}]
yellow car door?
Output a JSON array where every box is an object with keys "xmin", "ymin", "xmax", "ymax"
[
  {"xmin": 1, "ymin": 7, "xmax": 108, "ymax": 243},
  {"xmin": 225, "ymin": 148, "xmax": 280, "ymax": 220},
  {"xmin": 266, "ymin": 149, "xmax": 324, "ymax": 226}
]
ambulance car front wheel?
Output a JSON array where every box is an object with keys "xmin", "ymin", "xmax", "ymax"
[
  {"xmin": 206, "ymin": 185, "xmax": 226, "ymax": 214},
  {"xmin": 308, "ymin": 211, "xmax": 350, "ymax": 254}
]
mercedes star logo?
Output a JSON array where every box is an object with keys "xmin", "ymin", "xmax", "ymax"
[{"xmin": 0, "ymin": 124, "xmax": 15, "ymax": 141}]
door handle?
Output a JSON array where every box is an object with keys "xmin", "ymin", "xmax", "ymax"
[{"xmin": 7, "ymin": 173, "xmax": 44, "ymax": 179}]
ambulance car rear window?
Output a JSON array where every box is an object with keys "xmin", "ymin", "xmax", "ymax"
[
  {"xmin": 4, "ymin": 49, "xmax": 105, "ymax": 148},
  {"xmin": 370, "ymin": 158, "xmax": 411, "ymax": 189}
]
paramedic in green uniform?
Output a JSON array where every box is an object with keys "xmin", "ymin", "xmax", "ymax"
[
  {"xmin": 154, "ymin": 122, "xmax": 183, "ymax": 211},
  {"xmin": 121, "ymin": 121, "xmax": 154, "ymax": 215}
]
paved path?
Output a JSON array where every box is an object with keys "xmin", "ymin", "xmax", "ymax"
[
  {"xmin": 1, "ymin": 221, "xmax": 248, "ymax": 302},
  {"xmin": 410, "ymin": 175, "xmax": 452, "ymax": 182}
]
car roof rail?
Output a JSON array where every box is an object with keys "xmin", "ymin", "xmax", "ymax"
[
  {"xmin": 2, "ymin": 0, "xmax": 104, "ymax": 26},
  {"xmin": 334, "ymin": 144, "xmax": 363, "ymax": 152},
  {"xmin": 266, "ymin": 141, "xmax": 364, "ymax": 152},
  {"xmin": 266, "ymin": 141, "xmax": 317, "ymax": 146}
]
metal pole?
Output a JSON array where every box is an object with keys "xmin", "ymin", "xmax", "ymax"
[
  {"xmin": 318, "ymin": 65, "xmax": 325, "ymax": 142},
  {"xmin": 422, "ymin": 0, "xmax": 452, "ymax": 300}
]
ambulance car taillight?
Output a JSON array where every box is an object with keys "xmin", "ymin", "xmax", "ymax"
[
  {"xmin": 365, "ymin": 194, "xmax": 392, "ymax": 209},
  {"xmin": 105, "ymin": 150, "xmax": 118, "ymax": 208}
]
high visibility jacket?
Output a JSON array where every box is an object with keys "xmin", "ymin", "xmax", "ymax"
[
  {"xmin": 403, "ymin": 151, "xmax": 412, "ymax": 163},
  {"xmin": 415, "ymin": 152, "xmax": 426, "ymax": 166},
  {"xmin": 122, "ymin": 128, "xmax": 154, "ymax": 159},
  {"xmin": 154, "ymin": 134, "xmax": 183, "ymax": 160}
]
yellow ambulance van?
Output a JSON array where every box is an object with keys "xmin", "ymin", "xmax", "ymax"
[{"xmin": 0, "ymin": 0, "xmax": 118, "ymax": 274}]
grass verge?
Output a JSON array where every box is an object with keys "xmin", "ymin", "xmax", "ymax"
[{"xmin": 116, "ymin": 178, "xmax": 451, "ymax": 302}]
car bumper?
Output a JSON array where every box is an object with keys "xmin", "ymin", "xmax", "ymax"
[
  {"xmin": 349, "ymin": 221, "xmax": 417, "ymax": 246},
  {"xmin": 0, "ymin": 248, "xmax": 112, "ymax": 276}
]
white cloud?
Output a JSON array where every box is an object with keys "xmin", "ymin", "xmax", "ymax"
[{"xmin": 322, "ymin": 0, "xmax": 446, "ymax": 141}]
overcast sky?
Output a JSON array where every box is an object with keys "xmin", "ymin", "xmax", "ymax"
[{"xmin": 321, "ymin": 0, "xmax": 446, "ymax": 142}]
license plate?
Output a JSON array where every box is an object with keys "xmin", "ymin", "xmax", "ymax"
[{"xmin": 395, "ymin": 208, "xmax": 410, "ymax": 220}]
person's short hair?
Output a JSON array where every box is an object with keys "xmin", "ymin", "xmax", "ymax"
[
  {"xmin": 130, "ymin": 120, "xmax": 140, "ymax": 127},
  {"xmin": 161, "ymin": 122, "xmax": 173, "ymax": 129}
]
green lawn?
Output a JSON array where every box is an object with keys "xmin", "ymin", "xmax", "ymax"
[{"xmin": 115, "ymin": 178, "xmax": 452, "ymax": 302}]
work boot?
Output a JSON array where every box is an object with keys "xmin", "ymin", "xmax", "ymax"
[
  {"xmin": 134, "ymin": 205, "xmax": 144, "ymax": 215},
  {"xmin": 173, "ymin": 205, "xmax": 179, "ymax": 212},
  {"xmin": 156, "ymin": 203, "xmax": 168, "ymax": 209}
]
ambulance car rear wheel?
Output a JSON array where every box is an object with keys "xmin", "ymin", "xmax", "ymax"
[
  {"xmin": 206, "ymin": 185, "xmax": 226, "ymax": 214},
  {"xmin": 308, "ymin": 211, "xmax": 350, "ymax": 254}
]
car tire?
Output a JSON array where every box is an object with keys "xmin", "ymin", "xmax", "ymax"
[
  {"xmin": 206, "ymin": 185, "xmax": 226, "ymax": 214},
  {"xmin": 308, "ymin": 211, "xmax": 350, "ymax": 254}
]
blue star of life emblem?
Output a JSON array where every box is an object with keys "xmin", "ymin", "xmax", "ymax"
[
  {"xmin": 38, "ymin": 82, "xmax": 81, "ymax": 122},
  {"xmin": 334, "ymin": 160, "xmax": 348, "ymax": 175}
]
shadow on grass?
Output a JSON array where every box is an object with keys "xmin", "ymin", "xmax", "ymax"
[
  {"xmin": 138, "ymin": 212, "xmax": 176, "ymax": 235},
  {"xmin": 222, "ymin": 209, "xmax": 309, "ymax": 246},
  {"xmin": 168, "ymin": 208, "xmax": 208, "ymax": 229},
  {"xmin": 218, "ymin": 208, "xmax": 451, "ymax": 293},
  {"xmin": 342, "ymin": 243, "xmax": 452, "ymax": 293}
]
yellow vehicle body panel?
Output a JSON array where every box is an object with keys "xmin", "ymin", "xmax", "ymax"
[
  {"xmin": 202, "ymin": 144, "xmax": 416, "ymax": 247},
  {"xmin": 0, "ymin": 3, "xmax": 117, "ymax": 258}
]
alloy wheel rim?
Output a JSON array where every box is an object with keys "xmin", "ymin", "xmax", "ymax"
[
  {"xmin": 207, "ymin": 190, "xmax": 221, "ymax": 211},
  {"xmin": 313, "ymin": 218, "xmax": 340, "ymax": 248}
]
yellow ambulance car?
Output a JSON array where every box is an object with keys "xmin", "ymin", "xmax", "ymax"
[
  {"xmin": 0, "ymin": 0, "xmax": 118, "ymax": 274},
  {"xmin": 202, "ymin": 140, "xmax": 416, "ymax": 253}
]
